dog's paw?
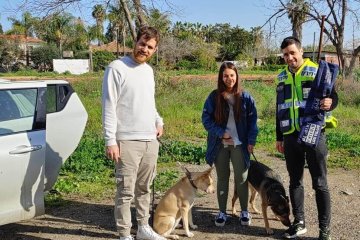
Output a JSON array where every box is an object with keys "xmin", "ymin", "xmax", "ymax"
[
  {"xmin": 168, "ymin": 234, "xmax": 180, "ymax": 239},
  {"xmin": 190, "ymin": 224, "xmax": 198, "ymax": 230},
  {"xmin": 186, "ymin": 232, "xmax": 194, "ymax": 238},
  {"xmin": 266, "ymin": 228, "xmax": 274, "ymax": 235}
]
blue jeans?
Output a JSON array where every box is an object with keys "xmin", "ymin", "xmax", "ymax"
[{"xmin": 283, "ymin": 131, "xmax": 331, "ymax": 230}]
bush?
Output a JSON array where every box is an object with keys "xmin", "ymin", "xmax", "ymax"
[
  {"xmin": 32, "ymin": 44, "xmax": 61, "ymax": 71},
  {"xmin": 92, "ymin": 50, "xmax": 116, "ymax": 71},
  {"xmin": 74, "ymin": 50, "xmax": 89, "ymax": 59}
]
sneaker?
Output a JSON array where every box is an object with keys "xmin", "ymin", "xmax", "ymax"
[
  {"xmin": 136, "ymin": 224, "xmax": 166, "ymax": 240},
  {"xmin": 240, "ymin": 211, "xmax": 252, "ymax": 226},
  {"xmin": 319, "ymin": 228, "xmax": 331, "ymax": 240},
  {"xmin": 215, "ymin": 211, "xmax": 229, "ymax": 227},
  {"xmin": 119, "ymin": 236, "xmax": 134, "ymax": 240},
  {"xmin": 283, "ymin": 220, "xmax": 307, "ymax": 238}
]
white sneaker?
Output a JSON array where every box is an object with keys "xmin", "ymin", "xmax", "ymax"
[
  {"xmin": 136, "ymin": 224, "xmax": 166, "ymax": 240},
  {"xmin": 240, "ymin": 211, "xmax": 252, "ymax": 226},
  {"xmin": 119, "ymin": 236, "xmax": 134, "ymax": 240}
]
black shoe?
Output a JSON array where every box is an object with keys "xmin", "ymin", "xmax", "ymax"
[
  {"xmin": 283, "ymin": 220, "xmax": 307, "ymax": 239},
  {"xmin": 319, "ymin": 228, "xmax": 331, "ymax": 240}
]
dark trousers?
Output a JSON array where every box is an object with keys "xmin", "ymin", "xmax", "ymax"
[{"xmin": 283, "ymin": 131, "xmax": 331, "ymax": 230}]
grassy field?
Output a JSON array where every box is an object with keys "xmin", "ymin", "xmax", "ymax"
[
  {"xmin": 37, "ymin": 71, "xmax": 360, "ymax": 201},
  {"xmin": 1, "ymin": 63, "xmax": 360, "ymax": 205}
]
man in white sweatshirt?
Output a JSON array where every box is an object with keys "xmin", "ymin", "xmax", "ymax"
[{"xmin": 102, "ymin": 26, "xmax": 165, "ymax": 240}]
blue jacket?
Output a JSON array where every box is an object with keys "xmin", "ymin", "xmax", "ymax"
[{"xmin": 202, "ymin": 90, "xmax": 258, "ymax": 167}]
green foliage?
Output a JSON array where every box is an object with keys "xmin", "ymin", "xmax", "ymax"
[
  {"xmin": 251, "ymin": 65, "xmax": 286, "ymax": 72},
  {"xmin": 0, "ymin": 39, "xmax": 22, "ymax": 72},
  {"xmin": 92, "ymin": 50, "xmax": 116, "ymax": 71},
  {"xmin": 31, "ymin": 44, "xmax": 61, "ymax": 71},
  {"xmin": 74, "ymin": 50, "xmax": 89, "ymax": 59},
  {"xmin": 62, "ymin": 134, "xmax": 113, "ymax": 174},
  {"xmin": 153, "ymin": 169, "xmax": 180, "ymax": 193},
  {"xmin": 235, "ymin": 53, "xmax": 253, "ymax": 69},
  {"xmin": 158, "ymin": 140, "xmax": 206, "ymax": 164}
]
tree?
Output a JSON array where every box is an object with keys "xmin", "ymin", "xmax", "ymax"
[
  {"xmin": 0, "ymin": 24, "xmax": 3, "ymax": 34},
  {"xmin": 40, "ymin": 12, "xmax": 74, "ymax": 57},
  {"xmin": 284, "ymin": 0, "xmax": 309, "ymax": 41},
  {"xmin": 267, "ymin": 0, "xmax": 360, "ymax": 77},
  {"xmin": 92, "ymin": 4, "xmax": 106, "ymax": 46},
  {"xmin": 6, "ymin": 12, "xmax": 40, "ymax": 66}
]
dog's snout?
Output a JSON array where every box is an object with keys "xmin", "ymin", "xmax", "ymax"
[{"xmin": 206, "ymin": 186, "xmax": 215, "ymax": 194}]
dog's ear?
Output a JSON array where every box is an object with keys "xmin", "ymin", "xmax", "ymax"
[
  {"xmin": 177, "ymin": 162, "xmax": 188, "ymax": 173},
  {"xmin": 203, "ymin": 167, "xmax": 213, "ymax": 176}
]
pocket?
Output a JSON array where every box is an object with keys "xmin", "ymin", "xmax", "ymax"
[
  {"xmin": 278, "ymin": 108, "xmax": 291, "ymax": 133},
  {"xmin": 276, "ymin": 83, "xmax": 285, "ymax": 103},
  {"xmin": 301, "ymin": 81, "xmax": 312, "ymax": 99}
]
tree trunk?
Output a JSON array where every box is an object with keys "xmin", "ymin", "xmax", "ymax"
[
  {"xmin": 346, "ymin": 45, "xmax": 360, "ymax": 79},
  {"xmin": 132, "ymin": 0, "xmax": 147, "ymax": 26},
  {"xmin": 119, "ymin": 0, "xmax": 137, "ymax": 41}
]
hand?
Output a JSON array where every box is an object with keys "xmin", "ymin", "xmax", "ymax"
[
  {"xmin": 106, "ymin": 145, "xmax": 120, "ymax": 163},
  {"xmin": 276, "ymin": 141, "xmax": 284, "ymax": 154},
  {"xmin": 222, "ymin": 133, "xmax": 233, "ymax": 144},
  {"xmin": 320, "ymin": 98, "xmax": 332, "ymax": 111},
  {"xmin": 247, "ymin": 145, "xmax": 254, "ymax": 153},
  {"xmin": 157, "ymin": 126, "xmax": 164, "ymax": 138}
]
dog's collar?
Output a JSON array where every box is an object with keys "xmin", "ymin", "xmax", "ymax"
[{"xmin": 185, "ymin": 168, "xmax": 197, "ymax": 189}]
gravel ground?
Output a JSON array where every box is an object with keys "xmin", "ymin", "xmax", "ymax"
[{"xmin": 1, "ymin": 152, "xmax": 360, "ymax": 240}]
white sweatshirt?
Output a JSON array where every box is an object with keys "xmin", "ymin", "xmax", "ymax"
[{"xmin": 102, "ymin": 56, "xmax": 164, "ymax": 146}]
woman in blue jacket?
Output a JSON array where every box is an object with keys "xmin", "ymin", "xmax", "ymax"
[{"xmin": 202, "ymin": 61, "xmax": 258, "ymax": 227}]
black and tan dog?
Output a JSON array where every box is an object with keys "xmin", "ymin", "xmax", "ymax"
[{"xmin": 231, "ymin": 160, "xmax": 291, "ymax": 234}]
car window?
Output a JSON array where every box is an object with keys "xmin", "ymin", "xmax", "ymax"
[
  {"xmin": 0, "ymin": 89, "xmax": 37, "ymax": 135},
  {"xmin": 46, "ymin": 85, "xmax": 56, "ymax": 113}
]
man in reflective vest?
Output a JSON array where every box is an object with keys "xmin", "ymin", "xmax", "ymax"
[{"xmin": 275, "ymin": 36, "xmax": 338, "ymax": 240}]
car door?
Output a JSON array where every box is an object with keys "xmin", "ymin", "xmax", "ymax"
[
  {"xmin": 43, "ymin": 80, "xmax": 88, "ymax": 191},
  {"xmin": 0, "ymin": 81, "xmax": 47, "ymax": 225}
]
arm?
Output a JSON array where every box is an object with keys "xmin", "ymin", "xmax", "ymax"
[
  {"xmin": 155, "ymin": 111, "xmax": 164, "ymax": 138},
  {"xmin": 102, "ymin": 67, "xmax": 122, "ymax": 162},
  {"xmin": 246, "ymin": 94, "xmax": 258, "ymax": 149},
  {"xmin": 321, "ymin": 87, "xmax": 338, "ymax": 111},
  {"xmin": 201, "ymin": 93, "xmax": 225, "ymax": 138}
]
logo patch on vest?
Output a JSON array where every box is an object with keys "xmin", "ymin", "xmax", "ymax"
[
  {"xmin": 278, "ymin": 71, "xmax": 288, "ymax": 82},
  {"xmin": 301, "ymin": 66, "xmax": 317, "ymax": 77}
]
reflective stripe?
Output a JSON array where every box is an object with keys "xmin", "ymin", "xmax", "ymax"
[
  {"xmin": 278, "ymin": 102, "xmax": 293, "ymax": 110},
  {"xmin": 295, "ymin": 100, "xmax": 306, "ymax": 108},
  {"xmin": 281, "ymin": 120, "xmax": 290, "ymax": 127}
]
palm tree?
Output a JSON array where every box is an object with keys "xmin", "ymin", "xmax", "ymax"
[
  {"xmin": 147, "ymin": 8, "xmax": 171, "ymax": 36},
  {"xmin": 107, "ymin": 4, "xmax": 128, "ymax": 56},
  {"xmin": 286, "ymin": 0, "xmax": 309, "ymax": 42},
  {"xmin": 92, "ymin": 4, "xmax": 106, "ymax": 46}
]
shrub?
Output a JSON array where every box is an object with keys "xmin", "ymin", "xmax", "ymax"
[
  {"xmin": 92, "ymin": 50, "xmax": 116, "ymax": 71},
  {"xmin": 32, "ymin": 44, "xmax": 61, "ymax": 71}
]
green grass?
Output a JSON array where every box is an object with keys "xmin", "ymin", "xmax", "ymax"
[{"xmin": 44, "ymin": 71, "xmax": 360, "ymax": 202}]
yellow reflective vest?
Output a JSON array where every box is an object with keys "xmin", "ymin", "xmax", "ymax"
[{"xmin": 275, "ymin": 58, "xmax": 318, "ymax": 135}]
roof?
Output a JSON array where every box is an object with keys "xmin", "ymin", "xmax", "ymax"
[
  {"xmin": 0, "ymin": 34, "xmax": 44, "ymax": 44},
  {"xmin": 90, "ymin": 41, "xmax": 132, "ymax": 53}
]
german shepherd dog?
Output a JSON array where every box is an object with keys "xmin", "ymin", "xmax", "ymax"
[{"xmin": 231, "ymin": 160, "xmax": 291, "ymax": 234}]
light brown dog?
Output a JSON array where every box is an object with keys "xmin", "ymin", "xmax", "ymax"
[{"xmin": 153, "ymin": 167, "xmax": 215, "ymax": 239}]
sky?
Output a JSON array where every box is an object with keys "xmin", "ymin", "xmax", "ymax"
[{"xmin": 0, "ymin": 0, "xmax": 358, "ymax": 48}]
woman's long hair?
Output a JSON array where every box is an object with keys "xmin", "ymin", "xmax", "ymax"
[{"xmin": 215, "ymin": 62, "xmax": 242, "ymax": 124}]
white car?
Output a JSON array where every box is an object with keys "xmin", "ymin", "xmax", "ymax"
[{"xmin": 0, "ymin": 79, "xmax": 88, "ymax": 225}]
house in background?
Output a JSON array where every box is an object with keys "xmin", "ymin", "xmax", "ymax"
[
  {"xmin": 90, "ymin": 41, "xmax": 132, "ymax": 57},
  {"xmin": 303, "ymin": 51, "xmax": 360, "ymax": 68},
  {"xmin": 0, "ymin": 34, "xmax": 44, "ymax": 66}
]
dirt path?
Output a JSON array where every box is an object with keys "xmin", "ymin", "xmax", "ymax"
[{"xmin": 1, "ymin": 153, "xmax": 359, "ymax": 240}]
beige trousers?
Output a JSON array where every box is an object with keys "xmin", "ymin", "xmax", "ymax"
[{"xmin": 114, "ymin": 140, "xmax": 159, "ymax": 237}]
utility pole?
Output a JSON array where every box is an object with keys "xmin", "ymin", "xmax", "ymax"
[{"xmin": 312, "ymin": 32, "xmax": 316, "ymax": 62}]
